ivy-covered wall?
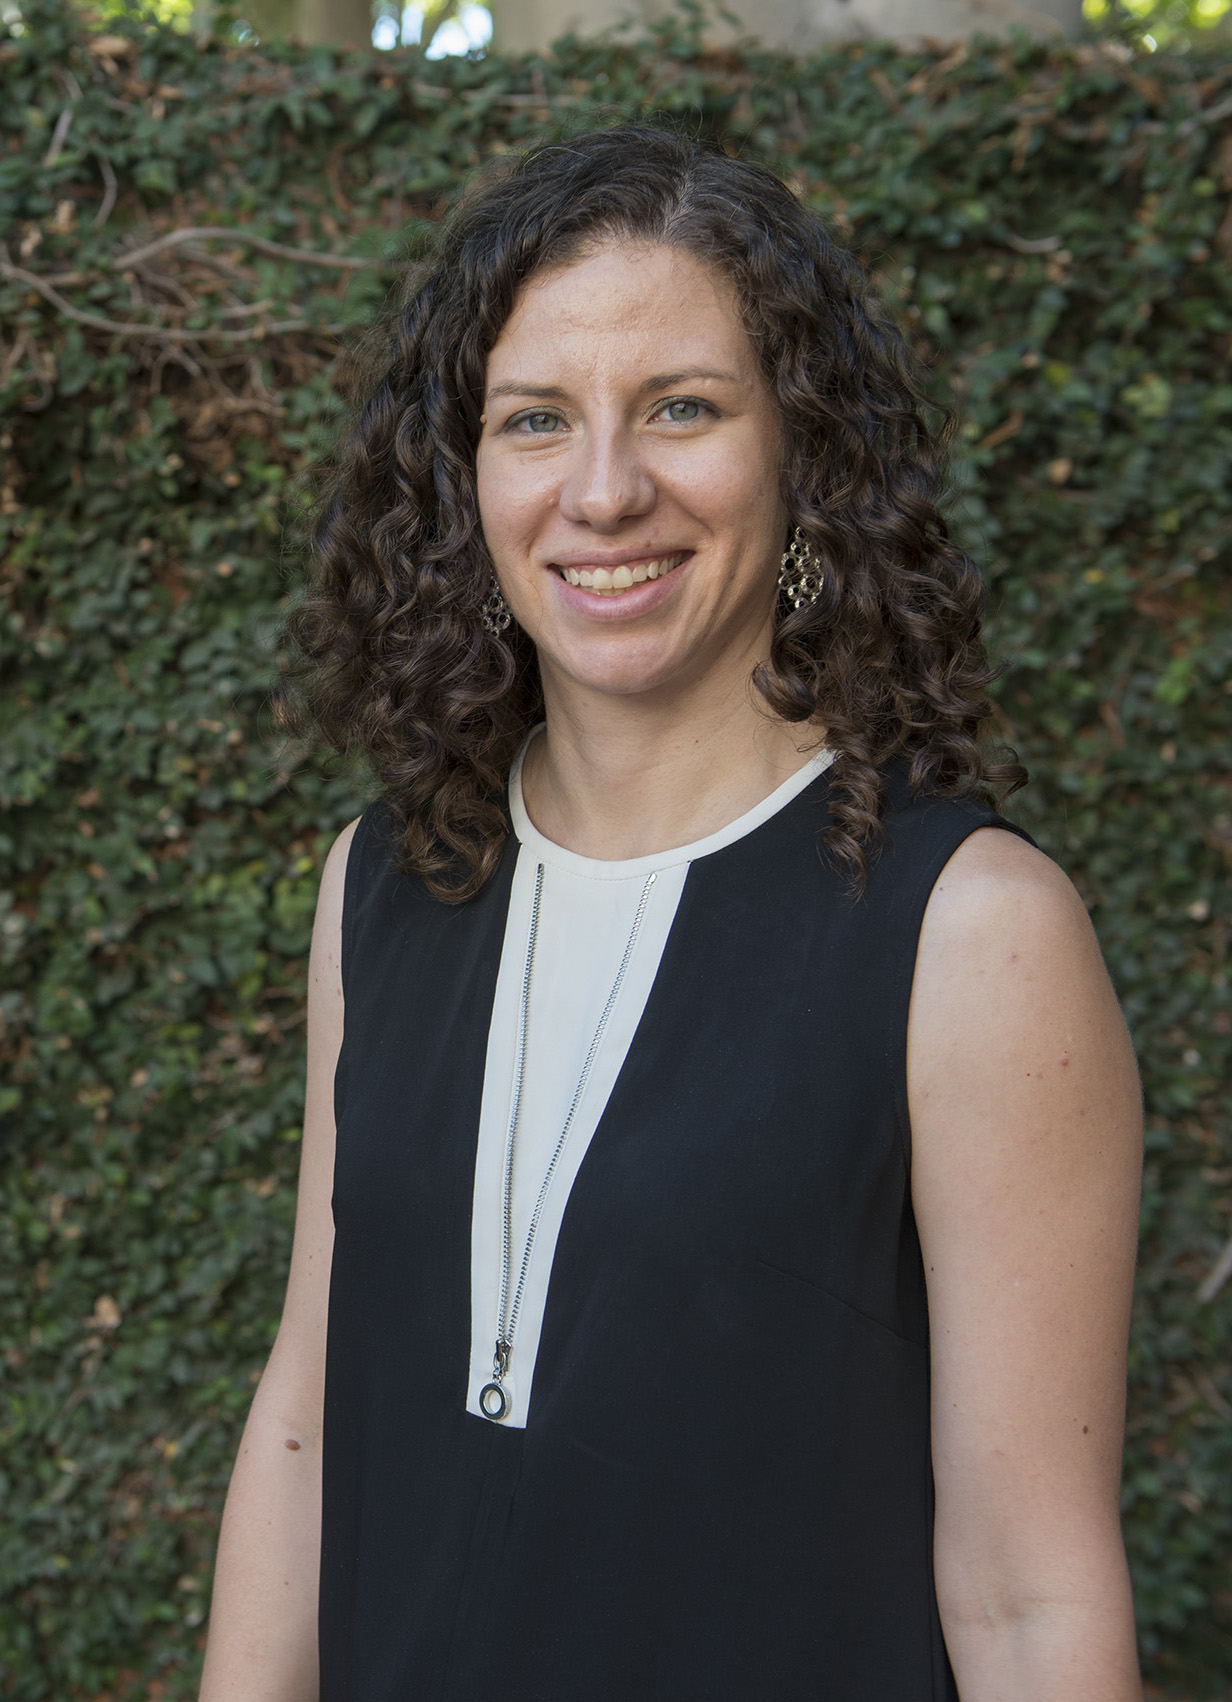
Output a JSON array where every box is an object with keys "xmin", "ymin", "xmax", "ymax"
[{"xmin": 2, "ymin": 2, "xmax": 1230, "ymax": 1695}]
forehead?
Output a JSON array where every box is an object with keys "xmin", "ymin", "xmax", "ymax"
[{"xmin": 485, "ymin": 242, "xmax": 757, "ymax": 384}]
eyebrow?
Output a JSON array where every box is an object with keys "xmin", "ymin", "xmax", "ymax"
[
  {"xmin": 639, "ymin": 368, "xmax": 743, "ymax": 390},
  {"xmin": 485, "ymin": 383, "xmax": 569, "ymax": 402},
  {"xmin": 484, "ymin": 368, "xmax": 744, "ymax": 403}
]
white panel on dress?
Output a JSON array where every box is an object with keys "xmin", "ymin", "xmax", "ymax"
[{"xmin": 465, "ymin": 739, "xmax": 834, "ymax": 1428}]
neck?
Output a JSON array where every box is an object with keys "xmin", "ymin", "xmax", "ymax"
[{"xmin": 521, "ymin": 676, "xmax": 824, "ymax": 861}]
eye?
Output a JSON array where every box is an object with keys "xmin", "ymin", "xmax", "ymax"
[
  {"xmin": 510, "ymin": 409, "xmax": 564, "ymax": 434},
  {"xmin": 655, "ymin": 398, "xmax": 706, "ymax": 424}
]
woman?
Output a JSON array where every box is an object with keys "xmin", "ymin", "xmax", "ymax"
[{"xmin": 199, "ymin": 127, "xmax": 1143, "ymax": 1700}]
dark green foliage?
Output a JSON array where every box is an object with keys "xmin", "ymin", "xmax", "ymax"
[{"xmin": 2, "ymin": 2, "xmax": 1230, "ymax": 1694}]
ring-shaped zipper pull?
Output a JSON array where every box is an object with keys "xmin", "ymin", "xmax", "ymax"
[{"xmin": 479, "ymin": 1380, "xmax": 511, "ymax": 1422}]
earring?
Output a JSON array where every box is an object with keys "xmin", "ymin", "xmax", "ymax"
[
  {"xmin": 481, "ymin": 575, "xmax": 512, "ymax": 636},
  {"xmin": 777, "ymin": 526, "xmax": 824, "ymax": 610}
]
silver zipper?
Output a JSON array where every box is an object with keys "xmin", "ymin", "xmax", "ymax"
[{"xmin": 480, "ymin": 861, "xmax": 658, "ymax": 1422}]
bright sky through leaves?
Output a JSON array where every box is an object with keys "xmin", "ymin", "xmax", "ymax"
[
  {"xmin": 1083, "ymin": 0, "xmax": 1230, "ymax": 25},
  {"xmin": 372, "ymin": 1, "xmax": 492, "ymax": 53}
]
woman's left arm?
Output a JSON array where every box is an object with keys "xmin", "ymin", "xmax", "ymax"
[{"xmin": 909, "ymin": 827, "xmax": 1144, "ymax": 1702}]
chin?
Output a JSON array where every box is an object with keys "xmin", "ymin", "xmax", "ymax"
[{"xmin": 549, "ymin": 641, "xmax": 693, "ymax": 702}]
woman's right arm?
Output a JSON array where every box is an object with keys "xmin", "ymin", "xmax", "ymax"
[{"xmin": 198, "ymin": 819, "xmax": 359, "ymax": 1702}]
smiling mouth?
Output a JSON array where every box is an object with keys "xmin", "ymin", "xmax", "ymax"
[{"xmin": 556, "ymin": 553, "xmax": 688, "ymax": 595}]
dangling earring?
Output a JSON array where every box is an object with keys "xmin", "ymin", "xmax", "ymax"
[
  {"xmin": 777, "ymin": 526, "xmax": 824, "ymax": 610},
  {"xmin": 481, "ymin": 574, "xmax": 512, "ymax": 636}
]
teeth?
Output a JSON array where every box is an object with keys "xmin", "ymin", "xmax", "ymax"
[{"xmin": 560, "ymin": 554, "xmax": 684, "ymax": 593}]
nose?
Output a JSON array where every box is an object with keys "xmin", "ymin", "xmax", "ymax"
[{"xmin": 557, "ymin": 424, "xmax": 655, "ymax": 531}]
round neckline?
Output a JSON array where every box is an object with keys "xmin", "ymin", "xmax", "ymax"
[{"xmin": 508, "ymin": 729, "xmax": 834, "ymax": 881}]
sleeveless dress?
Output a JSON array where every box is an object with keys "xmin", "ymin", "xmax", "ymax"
[{"xmin": 319, "ymin": 760, "xmax": 1031, "ymax": 1701}]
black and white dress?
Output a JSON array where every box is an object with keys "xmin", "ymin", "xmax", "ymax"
[{"xmin": 319, "ymin": 742, "xmax": 1029, "ymax": 1701}]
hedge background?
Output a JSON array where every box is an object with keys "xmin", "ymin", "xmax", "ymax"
[{"xmin": 2, "ymin": 1, "xmax": 1231, "ymax": 1695}]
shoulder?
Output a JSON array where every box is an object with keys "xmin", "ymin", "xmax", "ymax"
[
  {"xmin": 911, "ymin": 824, "xmax": 1112, "ymax": 1046},
  {"xmin": 326, "ymin": 814, "xmax": 364, "ymax": 872},
  {"xmin": 310, "ymin": 816, "xmax": 364, "ymax": 976},
  {"xmin": 912, "ymin": 826, "xmax": 1106, "ymax": 1023},
  {"xmin": 318, "ymin": 815, "xmax": 364, "ymax": 914},
  {"xmin": 908, "ymin": 825, "xmax": 1140, "ymax": 1168},
  {"xmin": 918, "ymin": 823, "xmax": 1091, "ymax": 957}
]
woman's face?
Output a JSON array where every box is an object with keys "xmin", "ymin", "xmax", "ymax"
[{"xmin": 475, "ymin": 241, "xmax": 788, "ymax": 710}]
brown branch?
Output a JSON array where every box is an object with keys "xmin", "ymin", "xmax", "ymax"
[
  {"xmin": 409, "ymin": 78, "xmax": 577, "ymax": 110},
  {"xmin": 149, "ymin": 343, "xmax": 204, "ymax": 397},
  {"xmin": 43, "ymin": 68, "xmax": 84, "ymax": 169},
  {"xmin": 118, "ymin": 227, "xmax": 380, "ymax": 272},
  {"xmin": 0, "ymin": 259, "xmax": 331, "ymax": 344},
  {"xmin": 1178, "ymin": 91, "xmax": 1232, "ymax": 138},
  {"xmin": 134, "ymin": 265, "xmax": 199, "ymax": 312},
  {"xmin": 0, "ymin": 328, "xmax": 29, "ymax": 388},
  {"xmin": 974, "ymin": 409, "xmax": 1024, "ymax": 453},
  {"xmin": 1197, "ymin": 1232, "xmax": 1232, "ymax": 1303},
  {"xmin": 215, "ymin": 394, "xmax": 286, "ymax": 417},
  {"xmin": 478, "ymin": 89, "xmax": 579, "ymax": 108},
  {"xmin": 91, "ymin": 150, "xmax": 118, "ymax": 231},
  {"xmin": 43, "ymin": 105, "xmax": 74, "ymax": 168},
  {"xmin": 1003, "ymin": 232, "xmax": 1062, "ymax": 255},
  {"xmin": 218, "ymin": 299, "xmax": 276, "ymax": 318},
  {"xmin": 175, "ymin": 247, "xmax": 255, "ymax": 283}
]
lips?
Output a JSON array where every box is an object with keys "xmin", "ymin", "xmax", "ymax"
[{"xmin": 555, "ymin": 553, "xmax": 688, "ymax": 596}]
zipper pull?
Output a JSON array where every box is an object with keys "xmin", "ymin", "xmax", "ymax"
[{"xmin": 480, "ymin": 1340, "xmax": 513, "ymax": 1422}]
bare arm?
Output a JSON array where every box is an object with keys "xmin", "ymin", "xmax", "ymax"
[
  {"xmin": 198, "ymin": 819, "xmax": 358, "ymax": 1702},
  {"xmin": 909, "ymin": 828, "xmax": 1143, "ymax": 1702}
]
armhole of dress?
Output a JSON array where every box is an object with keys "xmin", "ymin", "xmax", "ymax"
[{"xmin": 891, "ymin": 808, "xmax": 1037, "ymax": 1179}]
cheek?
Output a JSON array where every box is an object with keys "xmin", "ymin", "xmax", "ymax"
[
  {"xmin": 476, "ymin": 454, "xmax": 555, "ymax": 562},
  {"xmin": 664, "ymin": 437, "xmax": 781, "ymax": 533}
]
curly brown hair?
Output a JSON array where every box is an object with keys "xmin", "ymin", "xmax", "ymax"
[{"xmin": 290, "ymin": 123, "xmax": 1024, "ymax": 900}]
